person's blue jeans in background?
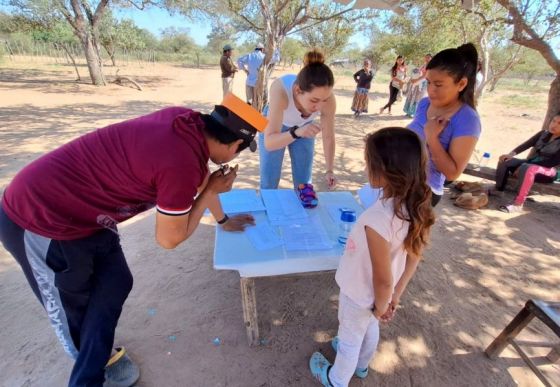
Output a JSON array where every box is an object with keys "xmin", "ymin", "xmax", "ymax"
[{"xmin": 258, "ymin": 124, "xmax": 315, "ymax": 189}]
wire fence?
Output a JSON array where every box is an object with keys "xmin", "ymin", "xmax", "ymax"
[{"xmin": 0, "ymin": 39, "xmax": 216, "ymax": 68}]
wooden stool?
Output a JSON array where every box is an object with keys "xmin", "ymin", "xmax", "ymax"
[{"xmin": 485, "ymin": 300, "xmax": 560, "ymax": 387}]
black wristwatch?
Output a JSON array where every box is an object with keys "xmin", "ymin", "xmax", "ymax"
[
  {"xmin": 289, "ymin": 125, "xmax": 301, "ymax": 139},
  {"xmin": 217, "ymin": 214, "xmax": 229, "ymax": 224}
]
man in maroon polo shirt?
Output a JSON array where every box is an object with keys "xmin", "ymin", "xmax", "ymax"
[{"xmin": 0, "ymin": 93, "xmax": 266, "ymax": 387}]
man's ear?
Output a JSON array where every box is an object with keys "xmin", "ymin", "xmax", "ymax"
[
  {"xmin": 294, "ymin": 84, "xmax": 303, "ymax": 95},
  {"xmin": 229, "ymin": 139, "xmax": 244, "ymax": 149}
]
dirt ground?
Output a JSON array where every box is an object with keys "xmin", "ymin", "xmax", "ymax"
[{"xmin": 0, "ymin": 59, "xmax": 559, "ymax": 387}]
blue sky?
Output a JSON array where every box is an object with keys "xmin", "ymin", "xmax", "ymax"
[
  {"xmin": 114, "ymin": 7, "xmax": 559, "ymax": 53},
  {"xmin": 115, "ymin": 8, "xmax": 210, "ymax": 43},
  {"xmin": 115, "ymin": 7, "xmax": 369, "ymax": 49}
]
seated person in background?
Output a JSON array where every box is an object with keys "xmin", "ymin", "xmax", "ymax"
[{"xmin": 495, "ymin": 112, "xmax": 560, "ymax": 213}]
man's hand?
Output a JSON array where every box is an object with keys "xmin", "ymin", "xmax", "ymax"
[
  {"xmin": 206, "ymin": 165, "xmax": 238, "ymax": 194},
  {"xmin": 295, "ymin": 123, "xmax": 322, "ymax": 139},
  {"xmin": 221, "ymin": 214, "xmax": 255, "ymax": 232}
]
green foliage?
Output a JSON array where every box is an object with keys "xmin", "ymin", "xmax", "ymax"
[
  {"xmin": 510, "ymin": 50, "xmax": 554, "ymax": 84},
  {"xmin": 33, "ymin": 19, "xmax": 76, "ymax": 44},
  {"xmin": 280, "ymin": 37, "xmax": 305, "ymax": 66},
  {"xmin": 206, "ymin": 21, "xmax": 238, "ymax": 55},
  {"xmin": 299, "ymin": 3, "xmax": 356, "ymax": 60},
  {"xmin": 342, "ymin": 47, "xmax": 367, "ymax": 64},
  {"xmin": 99, "ymin": 11, "xmax": 156, "ymax": 53},
  {"xmin": 159, "ymin": 27, "xmax": 198, "ymax": 53}
]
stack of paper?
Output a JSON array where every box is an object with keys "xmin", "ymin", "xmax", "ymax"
[{"xmin": 261, "ymin": 189, "xmax": 308, "ymax": 226}]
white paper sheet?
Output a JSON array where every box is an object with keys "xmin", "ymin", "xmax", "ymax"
[
  {"xmin": 358, "ymin": 184, "xmax": 382, "ymax": 208},
  {"xmin": 261, "ymin": 189, "xmax": 308, "ymax": 226},
  {"xmin": 218, "ymin": 189, "xmax": 265, "ymax": 213},
  {"xmin": 245, "ymin": 222, "xmax": 284, "ymax": 251},
  {"xmin": 280, "ymin": 214, "xmax": 334, "ymax": 251}
]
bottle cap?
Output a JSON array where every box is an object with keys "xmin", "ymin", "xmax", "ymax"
[
  {"xmin": 483, "ymin": 152, "xmax": 491, "ymax": 158},
  {"xmin": 341, "ymin": 210, "xmax": 356, "ymax": 222}
]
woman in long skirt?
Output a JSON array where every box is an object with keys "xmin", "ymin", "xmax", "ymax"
[{"xmin": 351, "ymin": 60, "xmax": 374, "ymax": 117}]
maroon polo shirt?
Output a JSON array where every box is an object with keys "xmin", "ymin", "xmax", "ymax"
[{"xmin": 2, "ymin": 107, "xmax": 210, "ymax": 240}]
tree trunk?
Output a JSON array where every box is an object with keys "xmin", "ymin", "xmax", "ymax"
[
  {"xmin": 476, "ymin": 31, "xmax": 490, "ymax": 100},
  {"xmin": 81, "ymin": 33, "xmax": 105, "ymax": 85},
  {"xmin": 103, "ymin": 44, "xmax": 116, "ymax": 66},
  {"xmin": 60, "ymin": 43, "xmax": 81, "ymax": 81},
  {"xmin": 542, "ymin": 75, "xmax": 560, "ymax": 131},
  {"xmin": 253, "ymin": 34, "xmax": 282, "ymax": 112}
]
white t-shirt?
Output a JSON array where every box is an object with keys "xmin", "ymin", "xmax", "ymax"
[
  {"xmin": 335, "ymin": 197, "xmax": 409, "ymax": 309},
  {"xmin": 279, "ymin": 74, "xmax": 320, "ymax": 127}
]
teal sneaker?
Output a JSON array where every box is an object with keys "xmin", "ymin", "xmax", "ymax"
[
  {"xmin": 309, "ymin": 352, "xmax": 333, "ymax": 386},
  {"xmin": 331, "ymin": 337, "xmax": 369, "ymax": 379}
]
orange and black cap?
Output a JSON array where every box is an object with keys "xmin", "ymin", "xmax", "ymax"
[{"xmin": 208, "ymin": 93, "xmax": 267, "ymax": 152}]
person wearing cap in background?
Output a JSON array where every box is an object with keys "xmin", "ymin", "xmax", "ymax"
[
  {"xmin": 0, "ymin": 93, "xmax": 266, "ymax": 387},
  {"xmin": 237, "ymin": 42, "xmax": 280, "ymax": 105},
  {"xmin": 220, "ymin": 44, "xmax": 237, "ymax": 97}
]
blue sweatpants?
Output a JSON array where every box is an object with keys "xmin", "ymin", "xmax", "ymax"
[{"xmin": 0, "ymin": 204, "xmax": 133, "ymax": 387}]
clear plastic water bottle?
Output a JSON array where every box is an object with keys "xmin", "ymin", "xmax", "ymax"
[
  {"xmin": 479, "ymin": 152, "xmax": 491, "ymax": 169},
  {"xmin": 338, "ymin": 210, "xmax": 357, "ymax": 246}
]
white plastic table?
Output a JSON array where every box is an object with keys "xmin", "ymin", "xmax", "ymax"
[{"xmin": 213, "ymin": 191, "xmax": 363, "ymax": 345}]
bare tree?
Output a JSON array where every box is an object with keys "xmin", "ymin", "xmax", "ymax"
[
  {"xmin": 198, "ymin": 0, "xmax": 371, "ymax": 111},
  {"xmin": 227, "ymin": 0, "xmax": 331, "ymax": 111},
  {"xmin": 9, "ymin": 0, "xmax": 112, "ymax": 84},
  {"xmin": 495, "ymin": 0, "xmax": 560, "ymax": 129}
]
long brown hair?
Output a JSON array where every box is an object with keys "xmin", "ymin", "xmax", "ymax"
[
  {"xmin": 295, "ymin": 49, "xmax": 334, "ymax": 92},
  {"xmin": 391, "ymin": 55, "xmax": 404, "ymax": 77},
  {"xmin": 365, "ymin": 127, "xmax": 435, "ymax": 257}
]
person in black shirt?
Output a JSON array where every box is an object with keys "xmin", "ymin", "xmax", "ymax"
[
  {"xmin": 351, "ymin": 59, "xmax": 375, "ymax": 117},
  {"xmin": 495, "ymin": 112, "xmax": 560, "ymax": 213}
]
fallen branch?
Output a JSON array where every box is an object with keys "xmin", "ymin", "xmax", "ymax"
[{"xmin": 111, "ymin": 69, "xmax": 142, "ymax": 91}]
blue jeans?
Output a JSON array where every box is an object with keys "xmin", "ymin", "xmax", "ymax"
[{"xmin": 258, "ymin": 124, "xmax": 315, "ymax": 189}]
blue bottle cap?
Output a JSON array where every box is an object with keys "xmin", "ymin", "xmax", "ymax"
[
  {"xmin": 340, "ymin": 210, "xmax": 356, "ymax": 222},
  {"xmin": 483, "ymin": 152, "xmax": 491, "ymax": 158}
]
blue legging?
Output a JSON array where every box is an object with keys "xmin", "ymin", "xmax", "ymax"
[{"xmin": 258, "ymin": 125, "xmax": 315, "ymax": 189}]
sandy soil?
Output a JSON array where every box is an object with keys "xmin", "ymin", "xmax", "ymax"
[{"xmin": 0, "ymin": 58, "xmax": 559, "ymax": 387}]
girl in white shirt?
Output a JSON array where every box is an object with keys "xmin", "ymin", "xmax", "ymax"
[{"xmin": 309, "ymin": 127, "xmax": 436, "ymax": 387}]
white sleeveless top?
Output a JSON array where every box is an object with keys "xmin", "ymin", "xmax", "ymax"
[{"xmin": 280, "ymin": 74, "xmax": 320, "ymax": 127}]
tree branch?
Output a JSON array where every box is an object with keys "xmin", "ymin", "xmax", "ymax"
[
  {"xmin": 496, "ymin": 0, "xmax": 560, "ymax": 73},
  {"xmin": 288, "ymin": 7, "xmax": 353, "ymax": 35},
  {"xmin": 56, "ymin": 0, "xmax": 79, "ymax": 31},
  {"xmin": 92, "ymin": 0, "xmax": 110, "ymax": 26}
]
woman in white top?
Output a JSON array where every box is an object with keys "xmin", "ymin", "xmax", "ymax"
[
  {"xmin": 379, "ymin": 55, "xmax": 407, "ymax": 115},
  {"xmin": 259, "ymin": 50, "xmax": 337, "ymax": 190}
]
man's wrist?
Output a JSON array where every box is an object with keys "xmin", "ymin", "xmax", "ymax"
[{"xmin": 217, "ymin": 214, "xmax": 229, "ymax": 224}]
